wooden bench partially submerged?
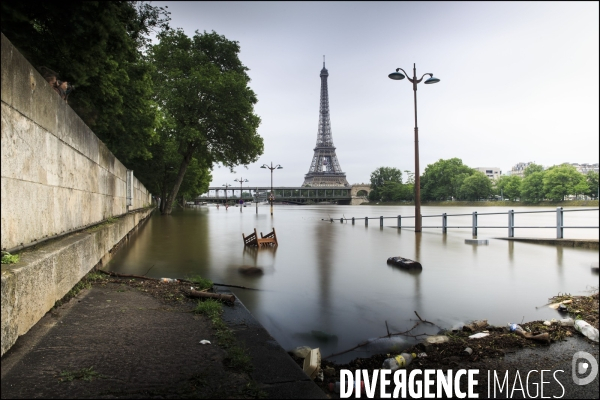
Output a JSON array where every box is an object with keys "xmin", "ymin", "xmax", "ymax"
[{"xmin": 243, "ymin": 228, "xmax": 278, "ymax": 247}]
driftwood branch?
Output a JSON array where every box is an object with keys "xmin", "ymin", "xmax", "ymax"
[
  {"xmin": 323, "ymin": 321, "xmax": 427, "ymax": 360},
  {"xmin": 414, "ymin": 311, "xmax": 435, "ymax": 325},
  {"xmin": 324, "ymin": 311, "xmax": 439, "ymax": 360},
  {"xmin": 184, "ymin": 289, "xmax": 236, "ymax": 304},
  {"xmin": 97, "ymin": 270, "xmax": 259, "ymax": 290}
]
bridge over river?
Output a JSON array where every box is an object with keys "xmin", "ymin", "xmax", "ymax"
[{"xmin": 197, "ymin": 185, "xmax": 371, "ymax": 205}]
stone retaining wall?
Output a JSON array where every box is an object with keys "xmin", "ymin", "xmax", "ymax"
[
  {"xmin": 1, "ymin": 33, "xmax": 152, "ymax": 252},
  {"xmin": 1, "ymin": 33, "xmax": 156, "ymax": 356}
]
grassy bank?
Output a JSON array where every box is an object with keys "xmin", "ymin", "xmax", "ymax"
[{"xmin": 362, "ymin": 200, "xmax": 599, "ymax": 207}]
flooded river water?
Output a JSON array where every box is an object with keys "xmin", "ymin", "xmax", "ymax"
[{"xmin": 107, "ymin": 204, "xmax": 598, "ymax": 362}]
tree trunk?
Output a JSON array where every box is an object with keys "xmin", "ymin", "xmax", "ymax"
[{"xmin": 162, "ymin": 143, "xmax": 195, "ymax": 214}]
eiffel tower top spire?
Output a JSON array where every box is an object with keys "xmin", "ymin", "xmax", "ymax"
[{"xmin": 302, "ymin": 58, "xmax": 349, "ymax": 187}]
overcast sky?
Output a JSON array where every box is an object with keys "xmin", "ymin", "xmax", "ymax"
[{"xmin": 152, "ymin": 1, "xmax": 599, "ymax": 188}]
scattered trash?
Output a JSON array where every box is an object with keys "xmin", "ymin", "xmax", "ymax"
[
  {"xmin": 465, "ymin": 239, "xmax": 488, "ymax": 245},
  {"xmin": 160, "ymin": 278, "xmax": 178, "ymax": 283},
  {"xmin": 548, "ymin": 299, "xmax": 572, "ymax": 310},
  {"xmin": 463, "ymin": 320, "xmax": 488, "ymax": 332},
  {"xmin": 382, "ymin": 353, "xmax": 416, "ymax": 371},
  {"xmin": 509, "ymin": 323, "xmax": 550, "ymax": 343},
  {"xmin": 557, "ymin": 303, "xmax": 568, "ymax": 312},
  {"xmin": 574, "ymin": 320, "xmax": 599, "ymax": 342},
  {"xmin": 543, "ymin": 321, "xmax": 552, "ymax": 326},
  {"xmin": 559, "ymin": 318, "xmax": 574, "ymax": 326},
  {"xmin": 508, "ymin": 323, "xmax": 525, "ymax": 333},
  {"xmin": 468, "ymin": 332, "xmax": 490, "ymax": 339},
  {"xmin": 387, "ymin": 257, "xmax": 422, "ymax": 270},
  {"xmin": 417, "ymin": 352, "xmax": 427, "ymax": 358},
  {"xmin": 425, "ymin": 335, "xmax": 449, "ymax": 344},
  {"xmin": 464, "ymin": 347, "xmax": 473, "ymax": 355},
  {"xmin": 291, "ymin": 346, "xmax": 312, "ymax": 359},
  {"xmin": 303, "ymin": 348, "xmax": 321, "ymax": 380},
  {"xmin": 199, "ymin": 340, "xmax": 211, "ymax": 345}
]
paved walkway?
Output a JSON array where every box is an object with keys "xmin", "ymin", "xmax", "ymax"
[{"xmin": 0, "ymin": 281, "xmax": 325, "ymax": 399}]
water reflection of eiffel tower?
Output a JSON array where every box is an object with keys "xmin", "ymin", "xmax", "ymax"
[{"xmin": 302, "ymin": 57, "xmax": 349, "ymax": 187}]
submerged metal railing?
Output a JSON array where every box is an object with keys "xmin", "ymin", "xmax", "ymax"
[{"xmin": 331, "ymin": 208, "xmax": 599, "ymax": 239}]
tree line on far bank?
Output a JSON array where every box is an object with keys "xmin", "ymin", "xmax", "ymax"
[
  {"xmin": 1, "ymin": 1, "xmax": 263, "ymax": 214},
  {"xmin": 369, "ymin": 158, "xmax": 599, "ymax": 203}
]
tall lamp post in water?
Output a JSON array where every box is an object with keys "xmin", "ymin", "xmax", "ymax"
[
  {"xmin": 261, "ymin": 162, "xmax": 283, "ymax": 215},
  {"xmin": 222, "ymin": 183, "xmax": 232, "ymax": 208},
  {"xmin": 388, "ymin": 64, "xmax": 440, "ymax": 232},
  {"xmin": 234, "ymin": 178, "xmax": 248, "ymax": 212}
]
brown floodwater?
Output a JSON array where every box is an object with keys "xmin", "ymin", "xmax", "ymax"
[{"xmin": 107, "ymin": 205, "xmax": 598, "ymax": 362}]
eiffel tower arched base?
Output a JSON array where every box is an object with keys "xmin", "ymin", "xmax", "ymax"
[{"xmin": 302, "ymin": 173, "xmax": 349, "ymax": 187}]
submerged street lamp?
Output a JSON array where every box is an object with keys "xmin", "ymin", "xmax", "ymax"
[
  {"xmin": 261, "ymin": 162, "xmax": 283, "ymax": 215},
  {"xmin": 388, "ymin": 63, "xmax": 440, "ymax": 232},
  {"xmin": 222, "ymin": 183, "xmax": 232, "ymax": 208},
  {"xmin": 234, "ymin": 178, "xmax": 249, "ymax": 212}
]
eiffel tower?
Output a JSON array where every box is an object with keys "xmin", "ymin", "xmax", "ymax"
[{"xmin": 302, "ymin": 57, "xmax": 349, "ymax": 187}]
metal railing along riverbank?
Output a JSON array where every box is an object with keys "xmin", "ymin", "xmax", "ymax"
[{"xmin": 330, "ymin": 207, "xmax": 599, "ymax": 239}]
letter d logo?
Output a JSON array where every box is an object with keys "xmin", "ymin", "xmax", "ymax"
[{"xmin": 572, "ymin": 351, "xmax": 598, "ymax": 386}]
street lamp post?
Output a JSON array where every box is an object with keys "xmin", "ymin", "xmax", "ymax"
[
  {"xmin": 388, "ymin": 64, "xmax": 440, "ymax": 232},
  {"xmin": 261, "ymin": 162, "xmax": 283, "ymax": 215},
  {"xmin": 234, "ymin": 178, "xmax": 248, "ymax": 212},
  {"xmin": 222, "ymin": 183, "xmax": 232, "ymax": 208}
]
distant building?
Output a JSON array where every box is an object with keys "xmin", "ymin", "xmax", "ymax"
[
  {"xmin": 476, "ymin": 167, "xmax": 502, "ymax": 180},
  {"xmin": 510, "ymin": 162, "xmax": 536, "ymax": 178},
  {"xmin": 570, "ymin": 163, "xmax": 599, "ymax": 174}
]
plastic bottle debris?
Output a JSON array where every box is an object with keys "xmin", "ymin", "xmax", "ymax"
[
  {"xmin": 574, "ymin": 320, "xmax": 599, "ymax": 342},
  {"xmin": 425, "ymin": 335, "xmax": 449, "ymax": 344},
  {"xmin": 160, "ymin": 278, "xmax": 178, "ymax": 283},
  {"xmin": 328, "ymin": 380, "xmax": 365, "ymax": 393},
  {"xmin": 199, "ymin": 340, "xmax": 211, "ymax": 345},
  {"xmin": 559, "ymin": 318, "xmax": 574, "ymax": 326},
  {"xmin": 508, "ymin": 323, "xmax": 525, "ymax": 333},
  {"xmin": 468, "ymin": 332, "xmax": 489, "ymax": 339},
  {"xmin": 381, "ymin": 353, "xmax": 416, "ymax": 371}
]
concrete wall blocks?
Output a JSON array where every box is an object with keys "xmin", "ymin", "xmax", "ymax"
[
  {"xmin": 1, "ymin": 207, "xmax": 154, "ymax": 356},
  {"xmin": 1, "ymin": 33, "xmax": 152, "ymax": 251}
]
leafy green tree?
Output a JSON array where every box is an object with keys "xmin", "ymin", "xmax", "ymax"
[
  {"xmin": 586, "ymin": 171, "xmax": 598, "ymax": 199},
  {"xmin": 495, "ymin": 175, "xmax": 522, "ymax": 201},
  {"xmin": 524, "ymin": 163, "xmax": 544, "ymax": 177},
  {"xmin": 459, "ymin": 172, "xmax": 493, "ymax": 201},
  {"xmin": 521, "ymin": 171, "xmax": 546, "ymax": 202},
  {"xmin": 1, "ymin": 1, "xmax": 171, "ymax": 163},
  {"xmin": 543, "ymin": 164, "xmax": 586, "ymax": 201},
  {"xmin": 369, "ymin": 167, "xmax": 403, "ymax": 201},
  {"xmin": 149, "ymin": 29, "xmax": 263, "ymax": 214},
  {"xmin": 421, "ymin": 158, "xmax": 474, "ymax": 201}
]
